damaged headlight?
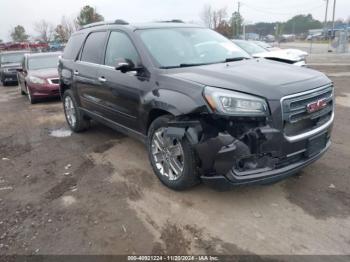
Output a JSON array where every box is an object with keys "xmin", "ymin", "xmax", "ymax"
[{"xmin": 204, "ymin": 86, "xmax": 268, "ymax": 116}]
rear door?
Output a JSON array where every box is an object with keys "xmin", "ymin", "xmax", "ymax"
[{"xmin": 75, "ymin": 31, "xmax": 108, "ymax": 114}]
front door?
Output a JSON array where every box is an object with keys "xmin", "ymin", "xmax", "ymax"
[{"xmin": 97, "ymin": 31, "xmax": 146, "ymax": 131}]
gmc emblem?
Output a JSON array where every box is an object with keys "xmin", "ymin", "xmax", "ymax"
[{"xmin": 307, "ymin": 98, "xmax": 327, "ymax": 113}]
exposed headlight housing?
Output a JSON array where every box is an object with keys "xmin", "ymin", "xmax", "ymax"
[
  {"xmin": 204, "ymin": 86, "xmax": 268, "ymax": 116},
  {"xmin": 29, "ymin": 76, "xmax": 46, "ymax": 84}
]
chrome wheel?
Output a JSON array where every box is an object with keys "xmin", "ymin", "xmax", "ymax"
[
  {"xmin": 64, "ymin": 96, "xmax": 77, "ymax": 127},
  {"xmin": 151, "ymin": 128, "xmax": 185, "ymax": 181}
]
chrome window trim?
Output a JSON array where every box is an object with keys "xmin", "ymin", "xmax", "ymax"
[{"xmin": 280, "ymin": 84, "xmax": 334, "ymax": 142}]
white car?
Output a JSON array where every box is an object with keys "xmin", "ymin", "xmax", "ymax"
[{"xmin": 233, "ymin": 40, "xmax": 308, "ymax": 67}]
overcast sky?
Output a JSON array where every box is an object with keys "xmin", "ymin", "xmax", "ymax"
[{"xmin": 0, "ymin": 0, "xmax": 349, "ymax": 41}]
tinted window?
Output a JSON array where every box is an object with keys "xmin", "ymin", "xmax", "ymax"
[
  {"xmin": 81, "ymin": 31, "xmax": 107, "ymax": 64},
  {"xmin": 105, "ymin": 31, "xmax": 140, "ymax": 67},
  {"xmin": 0, "ymin": 53, "xmax": 25, "ymax": 64},
  {"xmin": 63, "ymin": 34, "xmax": 85, "ymax": 60},
  {"xmin": 233, "ymin": 41, "xmax": 267, "ymax": 55}
]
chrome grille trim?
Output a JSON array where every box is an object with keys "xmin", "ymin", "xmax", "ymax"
[
  {"xmin": 280, "ymin": 84, "xmax": 334, "ymax": 142},
  {"xmin": 48, "ymin": 78, "xmax": 59, "ymax": 85}
]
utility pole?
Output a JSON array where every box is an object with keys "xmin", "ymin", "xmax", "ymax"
[
  {"xmin": 328, "ymin": 0, "xmax": 337, "ymax": 51},
  {"xmin": 331, "ymin": 0, "xmax": 337, "ymax": 36},
  {"xmin": 237, "ymin": 1, "xmax": 241, "ymax": 37},
  {"xmin": 232, "ymin": 0, "xmax": 236, "ymax": 39},
  {"xmin": 323, "ymin": 0, "xmax": 329, "ymax": 38}
]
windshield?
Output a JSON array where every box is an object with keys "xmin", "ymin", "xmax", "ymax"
[
  {"xmin": 0, "ymin": 53, "xmax": 25, "ymax": 64},
  {"xmin": 137, "ymin": 28, "xmax": 250, "ymax": 68},
  {"xmin": 28, "ymin": 55, "xmax": 59, "ymax": 70},
  {"xmin": 233, "ymin": 41, "xmax": 268, "ymax": 55},
  {"xmin": 254, "ymin": 41, "xmax": 272, "ymax": 49}
]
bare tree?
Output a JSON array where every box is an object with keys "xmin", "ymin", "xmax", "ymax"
[
  {"xmin": 34, "ymin": 20, "xmax": 54, "ymax": 43},
  {"xmin": 54, "ymin": 16, "xmax": 77, "ymax": 43},
  {"xmin": 212, "ymin": 7, "xmax": 228, "ymax": 29},
  {"xmin": 200, "ymin": 5, "xmax": 228, "ymax": 30},
  {"xmin": 200, "ymin": 5, "xmax": 214, "ymax": 28}
]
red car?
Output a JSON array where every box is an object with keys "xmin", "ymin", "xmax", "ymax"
[{"xmin": 18, "ymin": 52, "xmax": 61, "ymax": 104}]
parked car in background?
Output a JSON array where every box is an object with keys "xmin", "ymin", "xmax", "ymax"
[
  {"xmin": 253, "ymin": 41, "xmax": 280, "ymax": 51},
  {"xmin": 18, "ymin": 52, "xmax": 61, "ymax": 104},
  {"xmin": 59, "ymin": 21, "xmax": 333, "ymax": 191},
  {"xmin": 0, "ymin": 51, "xmax": 27, "ymax": 85},
  {"xmin": 233, "ymin": 40, "xmax": 307, "ymax": 67}
]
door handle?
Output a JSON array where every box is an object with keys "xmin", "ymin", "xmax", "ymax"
[
  {"xmin": 73, "ymin": 70, "xmax": 79, "ymax": 76},
  {"xmin": 98, "ymin": 76, "xmax": 107, "ymax": 83}
]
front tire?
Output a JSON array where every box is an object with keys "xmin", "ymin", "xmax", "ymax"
[
  {"xmin": 26, "ymin": 85, "xmax": 36, "ymax": 104},
  {"xmin": 63, "ymin": 89, "xmax": 90, "ymax": 132},
  {"xmin": 19, "ymin": 84, "xmax": 25, "ymax": 95},
  {"xmin": 147, "ymin": 115, "xmax": 200, "ymax": 190}
]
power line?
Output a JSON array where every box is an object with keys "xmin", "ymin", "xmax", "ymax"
[{"xmin": 240, "ymin": 2, "xmax": 325, "ymax": 16}]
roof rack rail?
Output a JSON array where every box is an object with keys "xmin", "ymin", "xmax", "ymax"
[
  {"xmin": 159, "ymin": 19, "xmax": 184, "ymax": 23},
  {"xmin": 80, "ymin": 20, "xmax": 129, "ymax": 30}
]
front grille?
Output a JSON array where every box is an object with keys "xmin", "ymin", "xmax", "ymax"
[
  {"xmin": 48, "ymin": 78, "xmax": 59, "ymax": 85},
  {"xmin": 7, "ymin": 68, "xmax": 18, "ymax": 72},
  {"xmin": 281, "ymin": 85, "xmax": 334, "ymax": 137}
]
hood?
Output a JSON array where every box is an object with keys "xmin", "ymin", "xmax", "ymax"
[
  {"xmin": 1, "ymin": 62, "xmax": 21, "ymax": 69},
  {"xmin": 253, "ymin": 49, "xmax": 303, "ymax": 62},
  {"xmin": 163, "ymin": 59, "xmax": 331, "ymax": 100},
  {"xmin": 29, "ymin": 68, "xmax": 59, "ymax": 79}
]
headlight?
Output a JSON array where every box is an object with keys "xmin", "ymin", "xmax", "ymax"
[
  {"xmin": 29, "ymin": 76, "xmax": 46, "ymax": 84},
  {"xmin": 3, "ymin": 68, "xmax": 10, "ymax": 73},
  {"xmin": 204, "ymin": 86, "xmax": 268, "ymax": 116}
]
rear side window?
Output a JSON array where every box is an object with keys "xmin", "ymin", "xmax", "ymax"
[
  {"xmin": 104, "ymin": 31, "xmax": 140, "ymax": 67},
  {"xmin": 63, "ymin": 34, "xmax": 85, "ymax": 60},
  {"xmin": 81, "ymin": 31, "xmax": 107, "ymax": 64}
]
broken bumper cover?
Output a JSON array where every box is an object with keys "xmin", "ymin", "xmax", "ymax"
[
  {"xmin": 201, "ymin": 141, "xmax": 330, "ymax": 190},
  {"xmin": 167, "ymin": 116, "xmax": 333, "ymax": 190}
]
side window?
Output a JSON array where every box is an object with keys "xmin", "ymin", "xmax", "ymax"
[
  {"xmin": 105, "ymin": 31, "xmax": 140, "ymax": 67},
  {"xmin": 81, "ymin": 31, "xmax": 107, "ymax": 64},
  {"xmin": 63, "ymin": 34, "xmax": 85, "ymax": 60}
]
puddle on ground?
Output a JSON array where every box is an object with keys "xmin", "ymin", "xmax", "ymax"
[
  {"xmin": 49, "ymin": 128, "xmax": 72, "ymax": 138},
  {"xmin": 336, "ymin": 93, "xmax": 350, "ymax": 108}
]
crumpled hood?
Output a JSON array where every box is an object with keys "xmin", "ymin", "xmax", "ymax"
[
  {"xmin": 164, "ymin": 59, "xmax": 331, "ymax": 100},
  {"xmin": 254, "ymin": 49, "xmax": 306, "ymax": 62},
  {"xmin": 29, "ymin": 68, "xmax": 59, "ymax": 79}
]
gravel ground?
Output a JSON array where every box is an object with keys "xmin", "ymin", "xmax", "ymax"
[{"xmin": 0, "ymin": 63, "xmax": 349, "ymax": 257}]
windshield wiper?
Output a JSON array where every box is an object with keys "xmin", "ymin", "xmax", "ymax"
[
  {"xmin": 224, "ymin": 57, "xmax": 250, "ymax": 62},
  {"xmin": 160, "ymin": 62, "xmax": 213, "ymax": 69}
]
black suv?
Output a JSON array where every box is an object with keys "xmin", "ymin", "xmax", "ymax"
[
  {"xmin": 0, "ymin": 51, "xmax": 27, "ymax": 86},
  {"xmin": 58, "ymin": 21, "xmax": 334, "ymax": 190}
]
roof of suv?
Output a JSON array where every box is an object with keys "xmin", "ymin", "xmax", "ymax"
[
  {"xmin": 0, "ymin": 50, "xmax": 28, "ymax": 55},
  {"xmin": 78, "ymin": 21, "xmax": 204, "ymax": 33},
  {"xmin": 25, "ymin": 52, "xmax": 62, "ymax": 58}
]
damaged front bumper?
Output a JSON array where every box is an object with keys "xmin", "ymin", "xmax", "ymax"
[{"xmin": 167, "ymin": 115, "xmax": 333, "ymax": 190}]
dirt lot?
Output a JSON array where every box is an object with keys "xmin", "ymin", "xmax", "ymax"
[{"xmin": 0, "ymin": 64, "xmax": 350, "ymax": 256}]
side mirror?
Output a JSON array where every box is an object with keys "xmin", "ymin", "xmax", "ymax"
[{"xmin": 115, "ymin": 58, "xmax": 140, "ymax": 73}]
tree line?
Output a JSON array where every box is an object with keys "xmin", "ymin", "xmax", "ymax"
[
  {"xmin": 6, "ymin": 5, "xmax": 104, "ymax": 44},
  {"xmin": 200, "ymin": 5, "xmax": 350, "ymax": 39}
]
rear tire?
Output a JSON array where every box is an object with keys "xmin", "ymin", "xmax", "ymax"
[
  {"xmin": 147, "ymin": 115, "xmax": 200, "ymax": 190},
  {"xmin": 63, "ymin": 89, "xmax": 90, "ymax": 132}
]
